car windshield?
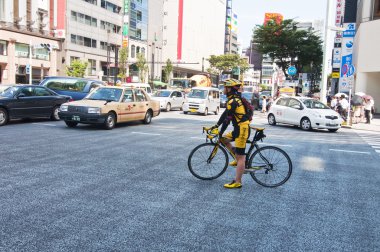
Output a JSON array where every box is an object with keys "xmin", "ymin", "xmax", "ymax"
[
  {"xmin": 153, "ymin": 91, "xmax": 171, "ymax": 97},
  {"xmin": 302, "ymin": 99, "xmax": 330, "ymax": 109},
  {"xmin": 86, "ymin": 88, "xmax": 122, "ymax": 101},
  {"xmin": 187, "ymin": 89, "xmax": 208, "ymax": 99},
  {"xmin": 0, "ymin": 86, "xmax": 21, "ymax": 98}
]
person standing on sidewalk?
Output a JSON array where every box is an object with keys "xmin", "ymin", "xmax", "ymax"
[
  {"xmin": 364, "ymin": 98, "xmax": 372, "ymax": 124},
  {"xmin": 339, "ymin": 95, "xmax": 349, "ymax": 121}
]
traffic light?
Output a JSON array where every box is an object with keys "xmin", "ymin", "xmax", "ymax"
[{"xmin": 40, "ymin": 43, "xmax": 51, "ymax": 52}]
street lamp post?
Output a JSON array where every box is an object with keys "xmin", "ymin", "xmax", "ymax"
[{"xmin": 320, "ymin": 0, "xmax": 333, "ymax": 103}]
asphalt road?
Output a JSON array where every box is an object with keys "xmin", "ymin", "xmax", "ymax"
[{"xmin": 0, "ymin": 110, "xmax": 379, "ymax": 251}]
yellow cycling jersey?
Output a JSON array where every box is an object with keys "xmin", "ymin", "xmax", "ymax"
[{"xmin": 227, "ymin": 98, "xmax": 248, "ymax": 124}]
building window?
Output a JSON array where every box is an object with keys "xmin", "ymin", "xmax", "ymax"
[
  {"xmin": 136, "ymin": 46, "xmax": 140, "ymax": 54},
  {"xmin": 78, "ymin": 13, "xmax": 85, "ymax": 23},
  {"xmin": 88, "ymin": 59, "xmax": 96, "ymax": 75},
  {"xmin": 15, "ymin": 43, "xmax": 29, "ymax": 58},
  {"xmin": 131, "ymin": 45, "xmax": 135, "ymax": 58},
  {"xmin": 92, "ymin": 18, "xmax": 97, "ymax": 27},
  {"xmin": 374, "ymin": 0, "xmax": 380, "ymax": 19},
  {"xmin": 83, "ymin": 0, "xmax": 97, "ymax": 5},
  {"xmin": 101, "ymin": 0, "xmax": 121, "ymax": 14},
  {"xmin": 71, "ymin": 11, "xmax": 77, "ymax": 21},
  {"xmin": 100, "ymin": 41, "xmax": 107, "ymax": 50},
  {"xmin": 137, "ymin": 11, "xmax": 142, "ymax": 21},
  {"xmin": 92, "ymin": 39, "xmax": 97, "ymax": 48},
  {"xmin": 71, "ymin": 34, "xmax": 76, "ymax": 44},
  {"xmin": 0, "ymin": 40, "xmax": 7, "ymax": 55},
  {"xmin": 85, "ymin": 15, "xmax": 91, "ymax": 26},
  {"xmin": 70, "ymin": 56, "xmax": 80, "ymax": 63}
]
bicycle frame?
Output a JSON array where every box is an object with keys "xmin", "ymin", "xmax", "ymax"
[{"xmin": 205, "ymin": 127, "xmax": 273, "ymax": 171}]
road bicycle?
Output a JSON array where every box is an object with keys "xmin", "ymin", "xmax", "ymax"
[{"xmin": 188, "ymin": 126, "xmax": 292, "ymax": 187}]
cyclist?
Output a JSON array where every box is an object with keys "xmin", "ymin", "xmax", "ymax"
[{"xmin": 211, "ymin": 79, "xmax": 251, "ymax": 189}]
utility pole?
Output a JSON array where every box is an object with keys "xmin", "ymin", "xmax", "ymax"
[
  {"xmin": 114, "ymin": 46, "xmax": 119, "ymax": 85},
  {"xmin": 29, "ymin": 40, "xmax": 32, "ymax": 85}
]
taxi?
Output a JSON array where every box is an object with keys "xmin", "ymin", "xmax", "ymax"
[{"xmin": 58, "ymin": 86, "xmax": 160, "ymax": 129}]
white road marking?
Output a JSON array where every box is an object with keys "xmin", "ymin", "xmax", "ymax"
[
  {"xmin": 329, "ymin": 149, "xmax": 371, "ymax": 154},
  {"xmin": 32, "ymin": 123, "xmax": 57, "ymax": 127},
  {"xmin": 131, "ymin": 132, "xmax": 161, "ymax": 136}
]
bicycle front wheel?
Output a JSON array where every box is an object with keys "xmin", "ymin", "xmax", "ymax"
[
  {"xmin": 188, "ymin": 143, "xmax": 228, "ymax": 180},
  {"xmin": 247, "ymin": 146, "xmax": 292, "ymax": 187}
]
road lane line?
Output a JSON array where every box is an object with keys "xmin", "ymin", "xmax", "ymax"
[
  {"xmin": 32, "ymin": 123, "xmax": 57, "ymax": 127},
  {"xmin": 376, "ymin": 150, "xmax": 380, "ymax": 153},
  {"xmin": 329, "ymin": 149, "xmax": 371, "ymax": 154},
  {"xmin": 131, "ymin": 132, "xmax": 161, "ymax": 136}
]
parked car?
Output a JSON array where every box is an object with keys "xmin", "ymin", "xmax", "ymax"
[
  {"xmin": 151, "ymin": 90, "xmax": 185, "ymax": 112},
  {"xmin": 0, "ymin": 84, "xmax": 18, "ymax": 95},
  {"xmin": 122, "ymin": 83, "xmax": 153, "ymax": 96},
  {"xmin": 58, "ymin": 86, "xmax": 160, "ymax": 130},
  {"xmin": 0, "ymin": 85, "xmax": 71, "ymax": 126},
  {"xmin": 40, "ymin": 76, "xmax": 104, "ymax": 100},
  {"xmin": 182, "ymin": 87, "xmax": 220, "ymax": 116},
  {"xmin": 267, "ymin": 96, "xmax": 343, "ymax": 132}
]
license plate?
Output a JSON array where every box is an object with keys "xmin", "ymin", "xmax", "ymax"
[
  {"xmin": 72, "ymin": 115, "xmax": 80, "ymax": 121},
  {"xmin": 190, "ymin": 109, "xmax": 197, "ymax": 112},
  {"xmin": 326, "ymin": 123, "xmax": 338, "ymax": 126}
]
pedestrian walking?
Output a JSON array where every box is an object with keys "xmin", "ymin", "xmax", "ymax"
[
  {"xmin": 339, "ymin": 95, "xmax": 349, "ymax": 121},
  {"xmin": 261, "ymin": 96, "xmax": 267, "ymax": 114},
  {"xmin": 330, "ymin": 96, "xmax": 338, "ymax": 110},
  {"xmin": 363, "ymin": 98, "xmax": 372, "ymax": 124}
]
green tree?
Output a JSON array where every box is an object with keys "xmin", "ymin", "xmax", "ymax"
[
  {"xmin": 207, "ymin": 54, "xmax": 250, "ymax": 79},
  {"xmin": 253, "ymin": 19, "xmax": 323, "ymax": 77},
  {"xmin": 117, "ymin": 47, "xmax": 128, "ymax": 82},
  {"xmin": 66, "ymin": 60, "xmax": 88, "ymax": 77},
  {"xmin": 163, "ymin": 59, "xmax": 173, "ymax": 83},
  {"xmin": 136, "ymin": 53, "xmax": 148, "ymax": 83}
]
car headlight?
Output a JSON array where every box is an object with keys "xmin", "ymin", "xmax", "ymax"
[
  {"xmin": 60, "ymin": 104, "xmax": 68, "ymax": 112},
  {"xmin": 87, "ymin": 107, "xmax": 101, "ymax": 114}
]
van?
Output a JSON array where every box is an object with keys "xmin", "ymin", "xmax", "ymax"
[
  {"xmin": 40, "ymin": 76, "xmax": 104, "ymax": 100},
  {"xmin": 182, "ymin": 87, "xmax": 220, "ymax": 116},
  {"xmin": 122, "ymin": 83, "xmax": 153, "ymax": 96}
]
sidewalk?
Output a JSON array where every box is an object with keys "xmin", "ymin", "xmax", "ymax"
[{"xmin": 346, "ymin": 115, "xmax": 380, "ymax": 132}]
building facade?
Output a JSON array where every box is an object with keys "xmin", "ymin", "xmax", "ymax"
[
  {"xmin": 147, "ymin": 0, "xmax": 164, "ymax": 82},
  {"xmin": 354, "ymin": 0, "xmax": 380, "ymax": 112},
  {"xmin": 61, "ymin": 0, "xmax": 123, "ymax": 83},
  {"xmin": 0, "ymin": 0, "xmax": 60, "ymax": 84},
  {"xmin": 161, "ymin": 0, "xmax": 226, "ymax": 78}
]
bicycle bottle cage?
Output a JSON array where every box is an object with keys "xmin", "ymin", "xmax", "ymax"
[{"xmin": 253, "ymin": 130, "xmax": 266, "ymax": 142}]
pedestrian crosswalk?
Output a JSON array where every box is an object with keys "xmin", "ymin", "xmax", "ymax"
[{"xmin": 355, "ymin": 131, "xmax": 380, "ymax": 156}]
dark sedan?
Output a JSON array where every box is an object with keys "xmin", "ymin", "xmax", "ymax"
[{"xmin": 0, "ymin": 85, "xmax": 71, "ymax": 126}]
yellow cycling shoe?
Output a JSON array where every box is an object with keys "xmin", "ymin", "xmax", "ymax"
[
  {"xmin": 224, "ymin": 180, "xmax": 242, "ymax": 189},
  {"xmin": 229, "ymin": 160, "xmax": 237, "ymax": 166}
]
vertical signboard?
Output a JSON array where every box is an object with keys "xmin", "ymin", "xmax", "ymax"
[
  {"xmin": 339, "ymin": 23, "xmax": 356, "ymax": 92},
  {"xmin": 335, "ymin": 0, "xmax": 345, "ymax": 26},
  {"xmin": 122, "ymin": 0, "xmax": 130, "ymax": 48}
]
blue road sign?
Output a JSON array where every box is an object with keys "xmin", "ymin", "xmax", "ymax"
[{"xmin": 287, "ymin": 66, "xmax": 297, "ymax": 76}]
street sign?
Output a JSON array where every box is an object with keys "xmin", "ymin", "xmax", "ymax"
[
  {"xmin": 287, "ymin": 66, "xmax": 297, "ymax": 76},
  {"xmin": 332, "ymin": 72, "xmax": 340, "ymax": 78},
  {"xmin": 26, "ymin": 64, "xmax": 30, "ymax": 74}
]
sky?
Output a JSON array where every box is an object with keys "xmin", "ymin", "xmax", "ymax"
[{"xmin": 233, "ymin": 0, "xmax": 328, "ymax": 48}]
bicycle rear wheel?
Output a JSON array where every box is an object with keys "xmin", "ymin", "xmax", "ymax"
[
  {"xmin": 188, "ymin": 143, "xmax": 228, "ymax": 180},
  {"xmin": 247, "ymin": 146, "xmax": 292, "ymax": 187}
]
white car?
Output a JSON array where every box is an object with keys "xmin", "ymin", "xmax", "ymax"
[
  {"xmin": 267, "ymin": 96, "xmax": 343, "ymax": 132},
  {"xmin": 151, "ymin": 90, "xmax": 185, "ymax": 112}
]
